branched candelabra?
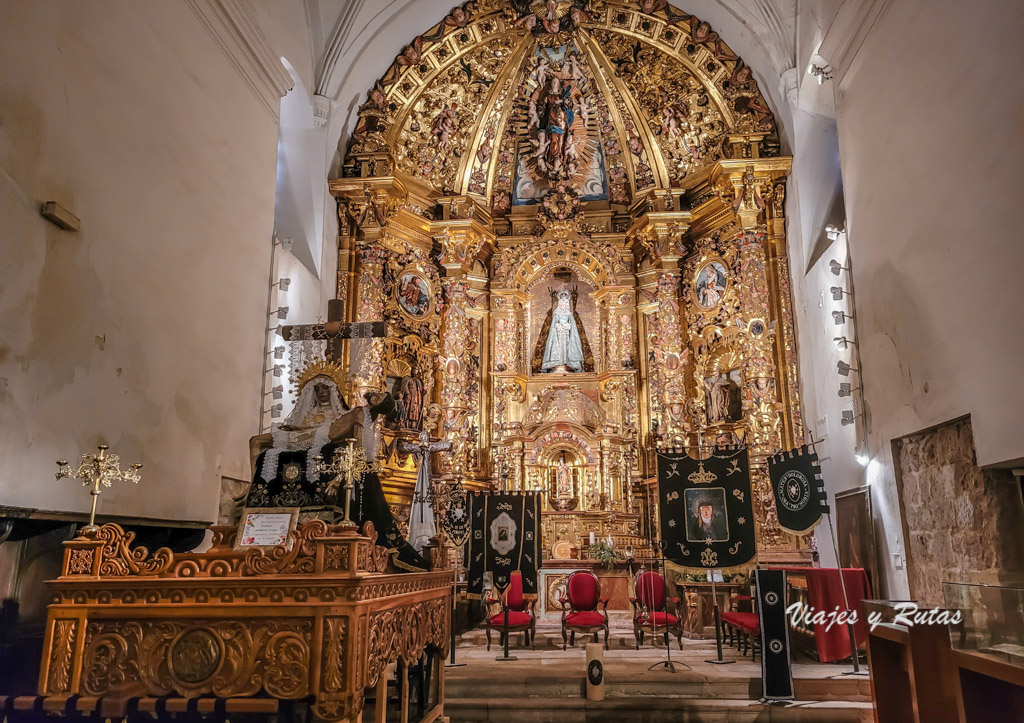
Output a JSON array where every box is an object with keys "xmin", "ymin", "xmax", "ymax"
[
  {"xmin": 55, "ymin": 444, "xmax": 142, "ymax": 535},
  {"xmin": 314, "ymin": 439, "xmax": 369, "ymax": 529}
]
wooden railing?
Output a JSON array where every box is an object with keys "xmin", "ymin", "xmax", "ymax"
[{"xmin": 38, "ymin": 521, "xmax": 452, "ymax": 723}]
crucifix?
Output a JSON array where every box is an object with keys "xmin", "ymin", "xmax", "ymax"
[
  {"xmin": 280, "ymin": 298, "xmax": 386, "ymax": 362},
  {"xmin": 399, "ymin": 431, "xmax": 453, "ymax": 553}
]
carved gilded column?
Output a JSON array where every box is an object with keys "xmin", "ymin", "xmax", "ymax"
[
  {"xmin": 628, "ymin": 199, "xmax": 691, "ymax": 448},
  {"xmin": 432, "ymin": 196, "xmax": 495, "ymax": 480},
  {"xmin": 351, "ymin": 245, "xmax": 388, "ymax": 403}
]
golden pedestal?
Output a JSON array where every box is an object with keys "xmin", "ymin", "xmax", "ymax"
[{"xmin": 39, "ymin": 521, "xmax": 452, "ymax": 723}]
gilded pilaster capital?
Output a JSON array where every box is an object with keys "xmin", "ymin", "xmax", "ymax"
[{"xmin": 708, "ymin": 157, "xmax": 792, "ymax": 231}]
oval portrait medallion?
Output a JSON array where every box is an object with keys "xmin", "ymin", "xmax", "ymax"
[
  {"xmin": 694, "ymin": 260, "xmax": 728, "ymax": 309},
  {"xmin": 169, "ymin": 628, "xmax": 222, "ymax": 684},
  {"xmin": 395, "ymin": 271, "xmax": 432, "ymax": 319}
]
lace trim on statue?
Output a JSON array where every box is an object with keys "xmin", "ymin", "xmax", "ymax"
[{"xmin": 260, "ymin": 422, "xmax": 331, "ymax": 482}]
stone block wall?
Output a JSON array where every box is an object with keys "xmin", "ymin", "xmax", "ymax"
[{"xmin": 894, "ymin": 417, "xmax": 1024, "ymax": 607}]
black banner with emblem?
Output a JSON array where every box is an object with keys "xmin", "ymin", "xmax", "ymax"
[
  {"xmin": 657, "ymin": 448, "xmax": 756, "ymax": 570},
  {"xmin": 442, "ymin": 483, "xmax": 471, "ymax": 547},
  {"xmin": 755, "ymin": 568, "xmax": 794, "ymax": 700},
  {"xmin": 466, "ymin": 491, "xmax": 541, "ymax": 597},
  {"xmin": 768, "ymin": 445, "xmax": 829, "ymax": 535}
]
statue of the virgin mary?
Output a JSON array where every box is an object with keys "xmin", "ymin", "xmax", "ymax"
[{"xmin": 538, "ymin": 288, "xmax": 590, "ymax": 373}]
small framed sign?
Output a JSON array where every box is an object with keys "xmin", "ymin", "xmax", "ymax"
[{"xmin": 235, "ymin": 508, "xmax": 299, "ymax": 550}]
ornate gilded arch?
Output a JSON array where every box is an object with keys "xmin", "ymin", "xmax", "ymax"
[{"xmin": 343, "ymin": 1, "xmax": 779, "ymax": 207}]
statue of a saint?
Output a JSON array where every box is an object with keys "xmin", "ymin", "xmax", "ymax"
[
  {"xmin": 400, "ymin": 365, "xmax": 425, "ymax": 430},
  {"xmin": 555, "ymin": 456, "xmax": 573, "ymax": 499},
  {"xmin": 540, "ymin": 289, "xmax": 586, "ymax": 372},
  {"xmin": 249, "ymin": 375, "xmax": 349, "ymax": 485}
]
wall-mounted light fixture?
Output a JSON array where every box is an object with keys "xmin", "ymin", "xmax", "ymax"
[
  {"xmin": 834, "ymin": 336, "xmax": 850, "ymax": 349},
  {"xmin": 808, "ymin": 64, "xmax": 833, "ymax": 84},
  {"xmin": 829, "ymin": 259, "xmax": 848, "ymax": 276},
  {"xmin": 837, "ymin": 360, "xmax": 858, "ymax": 376},
  {"xmin": 273, "ymin": 345, "xmax": 286, "ymax": 360},
  {"xmin": 271, "ymin": 385, "xmax": 284, "ymax": 400},
  {"xmin": 271, "ymin": 365, "xmax": 285, "ymax": 378},
  {"xmin": 832, "ymin": 310, "xmax": 852, "ymax": 325},
  {"xmin": 273, "ymin": 306, "xmax": 289, "ymax": 320},
  {"xmin": 270, "ymin": 403, "xmax": 284, "ymax": 419},
  {"xmin": 841, "ymin": 410, "xmax": 857, "ymax": 426},
  {"xmin": 277, "ymin": 278, "xmax": 292, "ymax": 291},
  {"xmin": 830, "ymin": 286, "xmax": 851, "ymax": 301},
  {"xmin": 838, "ymin": 382, "xmax": 860, "ymax": 398}
]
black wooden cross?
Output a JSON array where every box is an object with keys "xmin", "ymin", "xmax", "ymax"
[{"xmin": 280, "ymin": 299, "xmax": 385, "ymax": 361}]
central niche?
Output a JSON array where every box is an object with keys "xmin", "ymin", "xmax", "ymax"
[{"xmin": 530, "ymin": 266, "xmax": 596, "ymax": 374}]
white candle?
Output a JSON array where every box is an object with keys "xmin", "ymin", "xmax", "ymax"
[
  {"xmin": 589, "ymin": 531, "xmax": 595, "ymax": 545},
  {"xmin": 607, "ymin": 535, "xmax": 613, "ymax": 546}
]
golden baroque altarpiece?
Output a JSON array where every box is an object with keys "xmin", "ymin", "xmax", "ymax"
[{"xmin": 331, "ymin": 0, "xmax": 807, "ymax": 564}]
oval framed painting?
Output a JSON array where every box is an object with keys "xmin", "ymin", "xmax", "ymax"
[
  {"xmin": 395, "ymin": 269, "xmax": 432, "ymax": 319},
  {"xmin": 693, "ymin": 259, "xmax": 728, "ymax": 310}
]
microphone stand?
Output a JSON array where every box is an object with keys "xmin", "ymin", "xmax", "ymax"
[{"xmin": 645, "ymin": 542, "xmax": 690, "ymax": 673}]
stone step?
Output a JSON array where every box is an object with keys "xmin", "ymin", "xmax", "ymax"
[
  {"xmin": 446, "ymin": 697, "xmax": 874, "ymax": 722},
  {"xmin": 446, "ymin": 675, "xmax": 870, "ymax": 703}
]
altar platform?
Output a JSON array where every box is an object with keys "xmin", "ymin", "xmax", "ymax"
[{"xmin": 446, "ymin": 623, "xmax": 873, "ymax": 722}]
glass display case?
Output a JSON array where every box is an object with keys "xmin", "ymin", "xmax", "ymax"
[
  {"xmin": 943, "ymin": 581, "xmax": 1024, "ymax": 666},
  {"xmin": 942, "ymin": 582, "xmax": 1024, "ymax": 721}
]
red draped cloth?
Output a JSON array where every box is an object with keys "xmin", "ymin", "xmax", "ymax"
[{"xmin": 778, "ymin": 567, "xmax": 871, "ymax": 663}]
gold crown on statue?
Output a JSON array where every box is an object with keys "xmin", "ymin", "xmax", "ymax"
[
  {"xmin": 295, "ymin": 358, "xmax": 351, "ymax": 401},
  {"xmin": 688, "ymin": 461, "xmax": 718, "ymax": 485}
]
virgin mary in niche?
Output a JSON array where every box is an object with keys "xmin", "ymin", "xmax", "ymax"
[{"xmin": 532, "ymin": 285, "xmax": 594, "ymax": 373}]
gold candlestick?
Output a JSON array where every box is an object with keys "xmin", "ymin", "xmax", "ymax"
[
  {"xmin": 55, "ymin": 444, "xmax": 142, "ymax": 536},
  {"xmin": 314, "ymin": 439, "xmax": 369, "ymax": 529}
]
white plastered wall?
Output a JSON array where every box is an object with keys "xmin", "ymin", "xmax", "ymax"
[{"xmin": 0, "ymin": 0, "xmax": 311, "ymax": 523}]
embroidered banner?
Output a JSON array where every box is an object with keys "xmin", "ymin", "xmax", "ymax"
[
  {"xmin": 768, "ymin": 445, "xmax": 829, "ymax": 535},
  {"xmin": 755, "ymin": 568, "xmax": 794, "ymax": 700},
  {"xmin": 442, "ymin": 482, "xmax": 471, "ymax": 547},
  {"xmin": 466, "ymin": 491, "xmax": 541, "ymax": 597},
  {"xmin": 657, "ymin": 448, "xmax": 756, "ymax": 570}
]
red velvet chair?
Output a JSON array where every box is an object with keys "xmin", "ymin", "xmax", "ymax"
[
  {"xmin": 630, "ymin": 570, "xmax": 684, "ymax": 650},
  {"xmin": 559, "ymin": 571, "xmax": 610, "ymax": 650},
  {"xmin": 484, "ymin": 571, "xmax": 536, "ymax": 651}
]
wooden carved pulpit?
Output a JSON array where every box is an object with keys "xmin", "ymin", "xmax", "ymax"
[{"xmin": 38, "ymin": 520, "xmax": 452, "ymax": 723}]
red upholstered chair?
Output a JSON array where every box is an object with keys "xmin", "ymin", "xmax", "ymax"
[
  {"xmin": 630, "ymin": 571, "xmax": 684, "ymax": 650},
  {"xmin": 484, "ymin": 571, "xmax": 536, "ymax": 651},
  {"xmin": 559, "ymin": 571, "xmax": 610, "ymax": 650}
]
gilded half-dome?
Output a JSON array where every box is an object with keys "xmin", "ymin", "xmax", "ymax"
[{"xmin": 344, "ymin": 0, "xmax": 779, "ymax": 214}]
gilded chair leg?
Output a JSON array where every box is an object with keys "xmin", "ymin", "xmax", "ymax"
[
  {"xmin": 562, "ymin": 626, "xmax": 567, "ymax": 651},
  {"xmin": 633, "ymin": 627, "xmax": 640, "ymax": 650},
  {"xmin": 486, "ymin": 626, "xmax": 492, "ymax": 652}
]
